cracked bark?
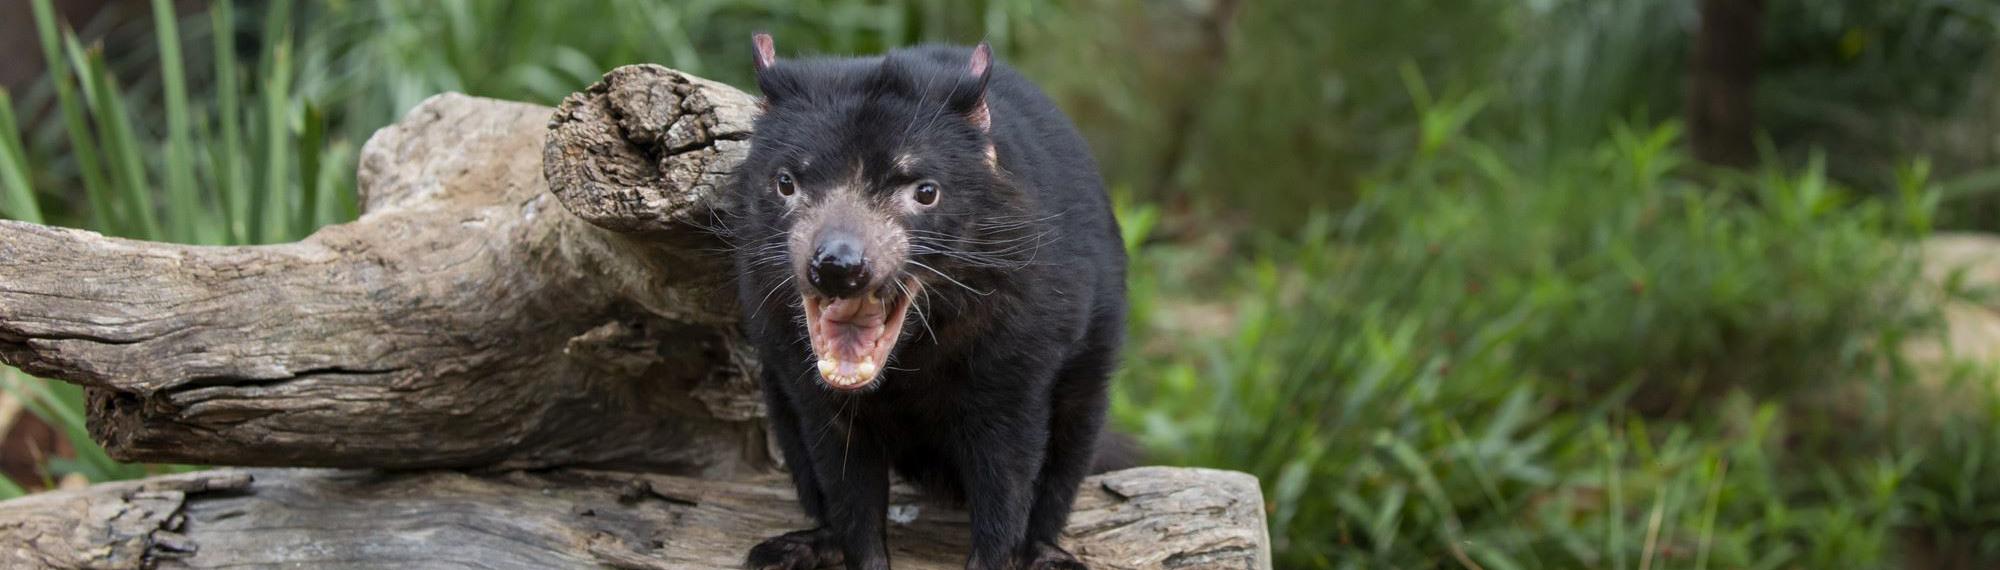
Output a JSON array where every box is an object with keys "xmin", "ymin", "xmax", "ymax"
[
  {"xmin": 0, "ymin": 467, "xmax": 1268, "ymax": 570},
  {"xmin": 0, "ymin": 471, "xmax": 252, "ymax": 569},
  {"xmin": 0, "ymin": 64, "xmax": 1274, "ymax": 568}
]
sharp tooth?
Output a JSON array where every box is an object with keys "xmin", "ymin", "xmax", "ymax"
[
  {"xmin": 857, "ymin": 357, "xmax": 877, "ymax": 379},
  {"xmin": 818, "ymin": 358, "xmax": 837, "ymax": 379}
]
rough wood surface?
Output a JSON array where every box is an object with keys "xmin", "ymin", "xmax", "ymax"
[
  {"xmin": 0, "ymin": 470, "xmax": 251, "ymax": 569},
  {"xmin": 0, "ymin": 67, "xmax": 769, "ymax": 474},
  {"xmin": 544, "ymin": 64, "xmax": 759, "ymax": 235},
  {"xmin": 0, "ymin": 467, "xmax": 1269, "ymax": 570}
]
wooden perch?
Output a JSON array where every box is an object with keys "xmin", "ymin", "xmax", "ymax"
[
  {"xmin": 0, "ymin": 466, "xmax": 1270, "ymax": 569},
  {"xmin": 0, "ymin": 66, "xmax": 768, "ymax": 474}
]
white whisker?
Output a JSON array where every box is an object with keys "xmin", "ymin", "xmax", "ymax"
[
  {"xmin": 750, "ymin": 275, "xmax": 797, "ymax": 321},
  {"xmin": 908, "ymin": 260, "xmax": 992, "ymax": 296}
]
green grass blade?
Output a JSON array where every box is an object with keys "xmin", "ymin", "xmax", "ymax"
[
  {"xmin": 0, "ymin": 90, "xmax": 44, "ymax": 224},
  {"xmin": 328, "ymin": 141, "xmax": 359, "ymax": 223},
  {"xmin": 255, "ymin": 36, "xmax": 294, "ymax": 244},
  {"xmin": 1604, "ymin": 432, "xmax": 1627, "ymax": 570},
  {"xmin": 1694, "ymin": 458, "xmax": 1728, "ymax": 570},
  {"xmin": 35, "ymin": 381, "xmax": 124, "ymax": 480},
  {"xmin": 294, "ymin": 102, "xmax": 324, "ymax": 239},
  {"xmin": 212, "ymin": 0, "xmax": 249, "ymax": 243},
  {"xmin": 256, "ymin": 0, "xmax": 295, "ymax": 243},
  {"xmin": 0, "ymin": 369, "xmax": 133, "ymax": 483},
  {"xmin": 190, "ymin": 104, "xmax": 220, "ymax": 231},
  {"xmin": 61, "ymin": 35, "xmax": 98, "ymax": 107},
  {"xmin": 31, "ymin": 0, "xmax": 113, "ymax": 233},
  {"xmin": 0, "ymin": 468, "xmax": 23, "ymax": 500},
  {"xmin": 151, "ymin": 0, "xmax": 202, "ymax": 244},
  {"xmin": 79, "ymin": 48, "xmax": 163, "ymax": 241},
  {"xmin": 1637, "ymin": 479, "xmax": 1670, "ymax": 570}
]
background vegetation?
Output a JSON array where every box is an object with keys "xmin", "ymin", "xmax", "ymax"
[{"xmin": 5, "ymin": 0, "xmax": 2000, "ymax": 568}]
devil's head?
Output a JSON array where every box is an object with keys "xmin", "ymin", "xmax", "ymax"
[{"xmin": 728, "ymin": 34, "xmax": 1042, "ymax": 392}]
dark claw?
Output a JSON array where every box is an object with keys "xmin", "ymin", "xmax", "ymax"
[
  {"xmin": 746, "ymin": 528, "xmax": 842, "ymax": 570},
  {"xmin": 1023, "ymin": 541, "xmax": 1087, "ymax": 570}
]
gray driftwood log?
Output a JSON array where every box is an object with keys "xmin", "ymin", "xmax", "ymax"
[
  {"xmin": 0, "ymin": 66, "xmax": 765, "ymax": 474},
  {"xmin": 0, "ymin": 64, "xmax": 1273, "ymax": 568},
  {"xmin": 0, "ymin": 466, "xmax": 1268, "ymax": 569}
]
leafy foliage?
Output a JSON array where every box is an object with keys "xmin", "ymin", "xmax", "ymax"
[{"xmin": 1113, "ymin": 95, "xmax": 1981, "ymax": 567}]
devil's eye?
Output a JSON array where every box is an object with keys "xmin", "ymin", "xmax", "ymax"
[
  {"xmin": 913, "ymin": 182, "xmax": 940, "ymax": 206},
  {"xmin": 775, "ymin": 172, "xmax": 797, "ymax": 197}
]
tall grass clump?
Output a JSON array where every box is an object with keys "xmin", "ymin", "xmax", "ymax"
[
  {"xmin": 1113, "ymin": 92, "xmax": 1953, "ymax": 567},
  {"xmin": 11, "ymin": 0, "xmax": 354, "ymax": 243}
]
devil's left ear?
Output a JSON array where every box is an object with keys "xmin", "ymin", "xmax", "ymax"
[
  {"xmin": 753, "ymin": 32, "xmax": 778, "ymax": 74},
  {"xmin": 959, "ymin": 42, "xmax": 994, "ymax": 133}
]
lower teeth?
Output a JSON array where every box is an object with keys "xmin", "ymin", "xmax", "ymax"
[{"xmin": 815, "ymin": 357, "xmax": 879, "ymax": 387}]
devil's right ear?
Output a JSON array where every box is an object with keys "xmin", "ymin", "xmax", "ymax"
[{"xmin": 753, "ymin": 32, "xmax": 788, "ymax": 106}]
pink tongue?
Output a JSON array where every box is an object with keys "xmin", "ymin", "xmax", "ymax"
[
  {"xmin": 822, "ymin": 298, "xmax": 885, "ymax": 325},
  {"xmin": 817, "ymin": 297, "xmax": 887, "ymax": 359}
]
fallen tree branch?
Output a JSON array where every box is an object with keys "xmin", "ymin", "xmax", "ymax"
[
  {"xmin": 0, "ymin": 466, "xmax": 1270, "ymax": 570},
  {"xmin": 0, "ymin": 67, "xmax": 769, "ymax": 474}
]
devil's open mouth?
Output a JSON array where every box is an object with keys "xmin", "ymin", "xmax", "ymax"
[{"xmin": 802, "ymin": 277, "xmax": 919, "ymax": 390}]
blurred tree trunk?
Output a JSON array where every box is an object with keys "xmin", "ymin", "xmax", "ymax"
[{"xmin": 1688, "ymin": 0, "xmax": 1766, "ymax": 168}]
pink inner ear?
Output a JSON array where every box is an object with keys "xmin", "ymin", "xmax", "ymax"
[
  {"xmin": 970, "ymin": 101, "xmax": 991, "ymax": 133},
  {"xmin": 967, "ymin": 42, "xmax": 993, "ymax": 133},
  {"xmin": 969, "ymin": 43, "xmax": 991, "ymax": 78},
  {"xmin": 754, "ymin": 33, "xmax": 777, "ymax": 70}
]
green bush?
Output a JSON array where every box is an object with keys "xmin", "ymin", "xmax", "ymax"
[
  {"xmin": 1900, "ymin": 388, "xmax": 2000, "ymax": 565},
  {"xmin": 1112, "ymin": 94, "xmax": 1971, "ymax": 567}
]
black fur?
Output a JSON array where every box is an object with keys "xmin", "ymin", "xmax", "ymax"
[{"xmin": 725, "ymin": 42, "xmax": 1126, "ymax": 570}]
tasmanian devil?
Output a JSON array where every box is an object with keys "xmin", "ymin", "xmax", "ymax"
[{"xmin": 722, "ymin": 34, "xmax": 1127, "ymax": 570}]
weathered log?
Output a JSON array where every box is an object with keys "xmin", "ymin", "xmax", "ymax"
[
  {"xmin": 0, "ymin": 466, "xmax": 1271, "ymax": 570},
  {"xmin": 0, "ymin": 66, "xmax": 769, "ymax": 474}
]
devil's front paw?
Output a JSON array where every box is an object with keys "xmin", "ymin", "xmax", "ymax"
[
  {"xmin": 1022, "ymin": 541, "xmax": 1088, "ymax": 570},
  {"xmin": 746, "ymin": 527, "xmax": 842, "ymax": 570}
]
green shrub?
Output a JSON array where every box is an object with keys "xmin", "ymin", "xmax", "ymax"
[
  {"xmin": 1113, "ymin": 93, "xmax": 1957, "ymax": 567},
  {"xmin": 1898, "ymin": 376, "xmax": 2000, "ymax": 565}
]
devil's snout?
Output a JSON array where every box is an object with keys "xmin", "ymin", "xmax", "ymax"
[{"xmin": 809, "ymin": 229, "xmax": 869, "ymax": 298}]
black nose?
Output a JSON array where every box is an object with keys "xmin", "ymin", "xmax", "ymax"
[{"xmin": 808, "ymin": 231, "xmax": 868, "ymax": 298}]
